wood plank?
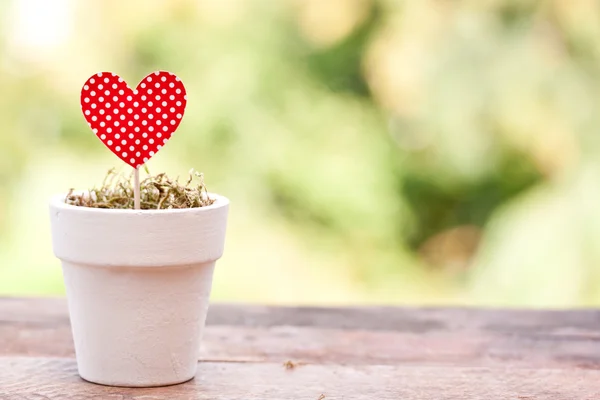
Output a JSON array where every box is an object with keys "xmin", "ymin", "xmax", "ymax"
[
  {"xmin": 5, "ymin": 323, "xmax": 600, "ymax": 369},
  {"xmin": 4, "ymin": 297, "xmax": 600, "ymax": 332},
  {"xmin": 1, "ymin": 357, "xmax": 600, "ymax": 400},
  {"xmin": 2, "ymin": 298, "xmax": 600, "ymax": 369}
]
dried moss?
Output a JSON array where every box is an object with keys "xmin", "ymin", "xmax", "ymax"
[{"xmin": 65, "ymin": 168, "xmax": 215, "ymax": 210}]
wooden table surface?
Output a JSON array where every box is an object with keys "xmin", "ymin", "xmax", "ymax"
[{"xmin": 2, "ymin": 298, "xmax": 600, "ymax": 399}]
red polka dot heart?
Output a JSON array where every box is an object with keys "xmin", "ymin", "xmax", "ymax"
[{"xmin": 80, "ymin": 71, "xmax": 187, "ymax": 168}]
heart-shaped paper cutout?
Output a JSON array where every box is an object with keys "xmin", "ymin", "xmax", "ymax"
[{"xmin": 80, "ymin": 71, "xmax": 187, "ymax": 168}]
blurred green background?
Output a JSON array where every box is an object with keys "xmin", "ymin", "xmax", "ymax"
[{"xmin": 2, "ymin": 0, "xmax": 600, "ymax": 307}]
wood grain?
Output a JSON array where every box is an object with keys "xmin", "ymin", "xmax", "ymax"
[
  {"xmin": 2, "ymin": 357, "xmax": 600, "ymax": 400},
  {"xmin": 3, "ymin": 298, "xmax": 600, "ymax": 369},
  {"xmin": 4, "ymin": 297, "xmax": 600, "ymax": 332},
  {"xmin": 2, "ymin": 298, "xmax": 600, "ymax": 398}
]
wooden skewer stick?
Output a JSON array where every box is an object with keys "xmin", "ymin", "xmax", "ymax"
[{"xmin": 134, "ymin": 166, "xmax": 141, "ymax": 210}]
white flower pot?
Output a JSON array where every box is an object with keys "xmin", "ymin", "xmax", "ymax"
[{"xmin": 48, "ymin": 193, "xmax": 229, "ymax": 387}]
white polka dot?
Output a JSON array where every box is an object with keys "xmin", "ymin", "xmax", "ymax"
[
  {"xmin": 112, "ymin": 83, "xmax": 118, "ymax": 90},
  {"xmin": 104, "ymin": 90, "xmax": 110, "ymax": 96},
  {"xmin": 175, "ymin": 77, "xmax": 180, "ymax": 81},
  {"xmin": 175, "ymin": 89, "xmax": 181, "ymax": 94},
  {"xmin": 127, "ymin": 95, "xmax": 132, "ymax": 101},
  {"xmin": 143, "ymin": 157, "xmax": 148, "ymax": 162},
  {"xmin": 149, "ymin": 139, "xmax": 154, "ymax": 144},
  {"xmin": 100, "ymin": 122, "xmax": 106, "ymax": 127},
  {"xmin": 91, "ymin": 116, "xmax": 97, "ymax": 121},
  {"xmin": 149, "ymin": 126, "xmax": 154, "ymax": 132},
  {"xmin": 162, "ymin": 126, "xmax": 168, "ymax": 131},
  {"xmin": 155, "ymin": 82, "xmax": 160, "ymax": 88},
  {"xmin": 84, "ymin": 85, "xmax": 89, "ymax": 90},
  {"xmin": 120, "ymin": 115, "xmax": 125, "ymax": 120},
  {"xmin": 98, "ymin": 97, "xmax": 104, "ymax": 102},
  {"xmin": 115, "ymin": 134, "xmax": 120, "ymax": 139},
  {"xmin": 163, "ymin": 138, "xmax": 168, "ymax": 144},
  {"xmin": 160, "ymin": 101, "xmax": 166, "ymax": 107},
  {"xmin": 148, "ymin": 101, "xmax": 153, "ymax": 107},
  {"xmin": 133, "ymin": 102, "xmax": 139, "ymax": 107},
  {"xmin": 155, "ymin": 71, "xmax": 160, "ymax": 76},
  {"xmin": 106, "ymin": 103, "xmax": 111, "ymax": 108},
  {"xmin": 148, "ymin": 114, "xmax": 154, "ymax": 120},
  {"xmin": 156, "ymin": 120, "xmax": 162, "ymax": 126},
  {"xmin": 141, "ymin": 108, "xmax": 147, "ymax": 113},
  {"xmin": 114, "ymin": 121, "xmax": 120, "ymax": 127},
  {"xmin": 127, "ymin": 108, "xmax": 133, "ymax": 114},
  {"xmin": 98, "ymin": 84, "xmax": 103, "ymax": 90},
  {"xmin": 128, "ymin": 121, "xmax": 133, "ymax": 126},
  {"xmin": 119, "ymin": 102, "xmax": 125, "ymax": 108},
  {"xmin": 129, "ymin": 133, "xmax": 134, "ymax": 139},
  {"xmin": 106, "ymin": 115, "xmax": 112, "ymax": 121},
  {"xmin": 118, "ymin": 77, "xmax": 123, "ymax": 82},
  {"xmin": 162, "ymin": 113, "xmax": 168, "ymax": 119},
  {"xmin": 134, "ymin": 114, "xmax": 140, "ymax": 120},
  {"xmin": 107, "ymin": 127, "xmax": 112, "ymax": 133},
  {"xmin": 119, "ymin": 90, "xmax": 124, "ymax": 95},
  {"xmin": 116, "ymin": 146, "xmax": 121, "ymax": 151},
  {"xmin": 142, "ymin": 120, "xmax": 148, "ymax": 126},
  {"xmin": 156, "ymin": 107, "xmax": 161, "ymax": 113},
  {"xmin": 141, "ymin": 83, "xmax": 146, "ymax": 88},
  {"xmin": 161, "ymin": 76, "xmax": 166, "ymax": 82},
  {"xmin": 148, "ymin": 89, "xmax": 153, "ymax": 95},
  {"xmin": 84, "ymin": 110, "xmax": 90, "ymax": 115},
  {"xmin": 113, "ymin": 96, "xmax": 118, "ymax": 102},
  {"xmin": 184, "ymin": 95, "xmax": 187, "ymax": 100},
  {"xmin": 120, "ymin": 127, "xmax": 126, "ymax": 133},
  {"xmin": 121, "ymin": 139, "xmax": 127, "ymax": 145},
  {"xmin": 84, "ymin": 97, "xmax": 90, "ymax": 103},
  {"xmin": 100, "ymin": 134, "xmax": 106, "ymax": 140},
  {"xmin": 150, "ymin": 151, "xmax": 155, "ymax": 156},
  {"xmin": 176, "ymin": 101, "xmax": 181, "ymax": 106},
  {"xmin": 170, "ymin": 120, "xmax": 176, "ymax": 125},
  {"xmin": 141, "ymin": 95, "xmax": 147, "ymax": 101},
  {"xmin": 90, "ymin": 78, "xmax": 95, "ymax": 84},
  {"xmin": 170, "ymin": 95, "xmax": 175, "ymax": 100},
  {"xmin": 157, "ymin": 145, "xmax": 162, "ymax": 150},
  {"xmin": 155, "ymin": 95, "xmax": 161, "ymax": 100},
  {"xmin": 130, "ymin": 158, "xmax": 135, "ymax": 164},
  {"xmin": 136, "ymin": 151, "xmax": 141, "ymax": 156},
  {"xmin": 147, "ymin": 76, "xmax": 152, "ymax": 82},
  {"xmin": 122, "ymin": 152, "xmax": 127, "ymax": 157},
  {"xmin": 91, "ymin": 103, "xmax": 97, "ymax": 109},
  {"xmin": 113, "ymin": 108, "xmax": 119, "ymax": 114},
  {"xmin": 129, "ymin": 145, "xmax": 134, "ymax": 151},
  {"xmin": 134, "ymin": 127, "xmax": 140, "ymax": 132},
  {"xmin": 157, "ymin": 132, "xmax": 162, "ymax": 138},
  {"xmin": 97, "ymin": 72, "xmax": 103, "ymax": 77},
  {"xmin": 169, "ymin": 82, "xmax": 174, "ymax": 88},
  {"xmin": 99, "ymin": 109, "xmax": 105, "ymax": 115},
  {"xmin": 133, "ymin": 90, "xmax": 138, "ymax": 95},
  {"xmin": 135, "ymin": 139, "xmax": 140, "ymax": 144},
  {"xmin": 176, "ymin": 113, "xmax": 182, "ymax": 119},
  {"xmin": 107, "ymin": 140, "xmax": 113, "ymax": 145},
  {"xmin": 142, "ymin": 133, "xmax": 148, "ymax": 138},
  {"xmin": 169, "ymin": 108, "xmax": 175, "ymax": 113},
  {"xmin": 143, "ymin": 145, "xmax": 148, "ymax": 150}
]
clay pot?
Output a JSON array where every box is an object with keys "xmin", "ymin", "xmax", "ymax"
[{"xmin": 48, "ymin": 194, "xmax": 229, "ymax": 387}]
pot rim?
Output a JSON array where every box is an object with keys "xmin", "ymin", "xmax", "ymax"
[{"xmin": 49, "ymin": 192, "xmax": 229, "ymax": 215}]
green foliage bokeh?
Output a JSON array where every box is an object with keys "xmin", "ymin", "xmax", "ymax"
[{"xmin": 2, "ymin": 0, "xmax": 600, "ymax": 306}]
